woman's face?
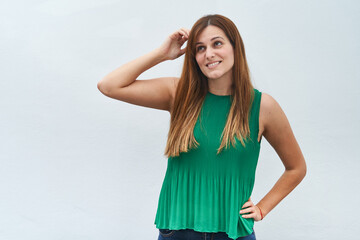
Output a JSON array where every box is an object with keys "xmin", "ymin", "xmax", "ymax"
[{"xmin": 195, "ymin": 25, "xmax": 234, "ymax": 82}]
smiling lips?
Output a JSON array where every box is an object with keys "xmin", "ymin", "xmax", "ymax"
[{"xmin": 206, "ymin": 61, "xmax": 222, "ymax": 69}]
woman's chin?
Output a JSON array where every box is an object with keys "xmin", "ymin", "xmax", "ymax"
[{"xmin": 206, "ymin": 73, "xmax": 223, "ymax": 80}]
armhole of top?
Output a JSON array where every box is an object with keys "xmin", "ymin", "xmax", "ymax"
[
  {"xmin": 257, "ymin": 91, "xmax": 262, "ymax": 144},
  {"xmin": 253, "ymin": 89, "xmax": 262, "ymax": 144}
]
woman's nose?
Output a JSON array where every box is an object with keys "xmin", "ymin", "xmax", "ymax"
[{"xmin": 205, "ymin": 48, "xmax": 215, "ymax": 59}]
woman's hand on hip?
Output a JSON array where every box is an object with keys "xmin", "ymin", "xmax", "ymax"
[{"xmin": 239, "ymin": 197, "xmax": 263, "ymax": 221}]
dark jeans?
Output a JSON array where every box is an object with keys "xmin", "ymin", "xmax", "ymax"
[{"xmin": 158, "ymin": 228, "xmax": 256, "ymax": 240}]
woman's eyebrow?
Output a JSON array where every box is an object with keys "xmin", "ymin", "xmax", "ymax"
[{"xmin": 195, "ymin": 36, "xmax": 224, "ymax": 45}]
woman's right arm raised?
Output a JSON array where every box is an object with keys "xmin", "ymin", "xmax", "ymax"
[{"xmin": 97, "ymin": 28, "xmax": 190, "ymax": 113}]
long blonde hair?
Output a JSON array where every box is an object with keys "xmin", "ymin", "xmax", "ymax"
[{"xmin": 164, "ymin": 14, "xmax": 255, "ymax": 158}]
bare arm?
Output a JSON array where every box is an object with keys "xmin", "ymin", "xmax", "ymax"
[
  {"xmin": 97, "ymin": 48, "xmax": 167, "ymax": 91},
  {"xmin": 97, "ymin": 28, "xmax": 190, "ymax": 112},
  {"xmin": 240, "ymin": 93, "xmax": 307, "ymax": 220},
  {"xmin": 97, "ymin": 48, "xmax": 173, "ymax": 111}
]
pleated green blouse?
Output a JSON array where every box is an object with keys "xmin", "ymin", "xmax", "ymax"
[{"xmin": 154, "ymin": 88, "xmax": 262, "ymax": 239}]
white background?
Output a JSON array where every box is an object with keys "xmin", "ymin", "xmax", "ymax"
[{"xmin": 1, "ymin": 0, "xmax": 359, "ymax": 239}]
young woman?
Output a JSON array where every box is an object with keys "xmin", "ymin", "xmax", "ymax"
[{"xmin": 98, "ymin": 14, "xmax": 306, "ymax": 240}]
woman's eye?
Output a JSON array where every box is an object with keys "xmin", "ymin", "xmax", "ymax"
[{"xmin": 197, "ymin": 42, "xmax": 222, "ymax": 52}]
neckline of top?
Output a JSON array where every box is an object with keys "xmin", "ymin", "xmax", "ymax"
[{"xmin": 207, "ymin": 91, "xmax": 232, "ymax": 97}]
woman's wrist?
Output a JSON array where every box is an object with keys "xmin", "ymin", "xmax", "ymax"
[
  {"xmin": 154, "ymin": 47, "xmax": 169, "ymax": 62},
  {"xmin": 255, "ymin": 205, "xmax": 264, "ymax": 220}
]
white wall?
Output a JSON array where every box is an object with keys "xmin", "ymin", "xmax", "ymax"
[{"xmin": 1, "ymin": 0, "xmax": 359, "ymax": 239}]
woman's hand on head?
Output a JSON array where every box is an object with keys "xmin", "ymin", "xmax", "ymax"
[
  {"xmin": 158, "ymin": 28, "xmax": 190, "ymax": 61},
  {"xmin": 239, "ymin": 197, "xmax": 263, "ymax": 222}
]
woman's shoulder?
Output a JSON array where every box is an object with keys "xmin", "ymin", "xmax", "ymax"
[
  {"xmin": 252, "ymin": 88, "xmax": 277, "ymax": 110},
  {"xmin": 259, "ymin": 91, "xmax": 280, "ymax": 113},
  {"xmin": 258, "ymin": 91, "xmax": 288, "ymax": 131}
]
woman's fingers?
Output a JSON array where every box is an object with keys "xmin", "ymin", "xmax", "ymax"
[
  {"xmin": 239, "ymin": 198, "xmax": 262, "ymax": 221},
  {"xmin": 169, "ymin": 30, "xmax": 188, "ymax": 47},
  {"xmin": 181, "ymin": 28, "xmax": 190, "ymax": 37},
  {"xmin": 239, "ymin": 205, "xmax": 262, "ymax": 221},
  {"xmin": 170, "ymin": 30, "xmax": 183, "ymax": 41},
  {"xmin": 160, "ymin": 28, "xmax": 190, "ymax": 60},
  {"xmin": 241, "ymin": 202, "xmax": 250, "ymax": 209},
  {"xmin": 240, "ymin": 206, "xmax": 256, "ymax": 218},
  {"xmin": 179, "ymin": 28, "xmax": 189, "ymax": 36},
  {"xmin": 179, "ymin": 29, "xmax": 187, "ymax": 37},
  {"xmin": 242, "ymin": 212, "xmax": 257, "ymax": 219},
  {"xmin": 175, "ymin": 29, "xmax": 187, "ymax": 38},
  {"xmin": 241, "ymin": 199, "xmax": 253, "ymax": 209},
  {"xmin": 239, "ymin": 206, "xmax": 253, "ymax": 214},
  {"xmin": 176, "ymin": 28, "xmax": 190, "ymax": 40},
  {"xmin": 178, "ymin": 33, "xmax": 188, "ymax": 44},
  {"xmin": 240, "ymin": 206, "xmax": 255, "ymax": 219},
  {"xmin": 183, "ymin": 28, "xmax": 190, "ymax": 34}
]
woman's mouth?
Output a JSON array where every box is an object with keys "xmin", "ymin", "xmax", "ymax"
[{"xmin": 207, "ymin": 61, "xmax": 222, "ymax": 69}]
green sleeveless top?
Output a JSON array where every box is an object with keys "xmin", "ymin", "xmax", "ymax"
[{"xmin": 154, "ymin": 88, "xmax": 262, "ymax": 239}]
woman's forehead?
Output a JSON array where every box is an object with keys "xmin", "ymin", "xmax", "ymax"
[{"xmin": 196, "ymin": 26, "xmax": 227, "ymax": 42}]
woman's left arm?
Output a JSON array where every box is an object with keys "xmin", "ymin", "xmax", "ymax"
[{"xmin": 240, "ymin": 92, "xmax": 307, "ymax": 220}]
